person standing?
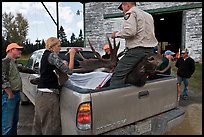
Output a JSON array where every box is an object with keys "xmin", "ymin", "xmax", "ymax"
[
  {"xmin": 156, "ymin": 50, "xmax": 175, "ymax": 75},
  {"xmin": 175, "ymin": 49, "xmax": 195, "ymax": 100},
  {"xmin": 2, "ymin": 43, "xmax": 24, "ymax": 135},
  {"xmin": 102, "ymin": 44, "xmax": 111, "ymax": 59},
  {"xmin": 110, "ymin": 2, "xmax": 158, "ymax": 86},
  {"xmin": 32, "ymin": 37, "xmax": 76, "ymax": 135}
]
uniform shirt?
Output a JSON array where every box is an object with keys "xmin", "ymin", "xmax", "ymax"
[
  {"xmin": 116, "ymin": 6, "xmax": 158, "ymax": 49},
  {"xmin": 2, "ymin": 56, "xmax": 22, "ymax": 91}
]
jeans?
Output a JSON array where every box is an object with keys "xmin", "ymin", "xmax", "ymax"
[
  {"xmin": 2, "ymin": 91, "xmax": 20, "ymax": 135},
  {"xmin": 177, "ymin": 76, "xmax": 189, "ymax": 96}
]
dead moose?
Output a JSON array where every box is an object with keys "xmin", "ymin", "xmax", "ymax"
[
  {"xmin": 76, "ymin": 36, "xmax": 162, "ymax": 87},
  {"xmin": 29, "ymin": 36, "xmax": 162, "ymax": 87}
]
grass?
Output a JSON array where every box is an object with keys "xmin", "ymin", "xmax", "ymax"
[
  {"xmin": 171, "ymin": 61, "xmax": 202, "ymax": 94},
  {"xmin": 16, "ymin": 54, "xmax": 31, "ymax": 66}
]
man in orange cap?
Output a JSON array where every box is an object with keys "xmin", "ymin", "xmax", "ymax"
[
  {"xmin": 102, "ymin": 44, "xmax": 111, "ymax": 59},
  {"xmin": 2, "ymin": 43, "xmax": 24, "ymax": 135}
]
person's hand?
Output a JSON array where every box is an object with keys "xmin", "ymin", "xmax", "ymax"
[
  {"xmin": 4, "ymin": 88, "xmax": 14, "ymax": 99},
  {"xmin": 155, "ymin": 70, "xmax": 163, "ymax": 73},
  {"xmin": 63, "ymin": 60, "xmax": 68, "ymax": 66},
  {"xmin": 112, "ymin": 31, "xmax": 118, "ymax": 39},
  {"xmin": 69, "ymin": 48, "xmax": 76, "ymax": 58}
]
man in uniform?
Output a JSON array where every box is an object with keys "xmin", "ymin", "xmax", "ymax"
[{"xmin": 110, "ymin": 2, "xmax": 158, "ymax": 86}]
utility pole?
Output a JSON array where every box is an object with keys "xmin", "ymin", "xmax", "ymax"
[
  {"xmin": 56, "ymin": 2, "xmax": 59, "ymax": 38},
  {"xmin": 41, "ymin": 2, "xmax": 59, "ymax": 38}
]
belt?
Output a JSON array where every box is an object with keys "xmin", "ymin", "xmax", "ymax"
[
  {"xmin": 2, "ymin": 90, "xmax": 20, "ymax": 95},
  {"xmin": 130, "ymin": 46, "xmax": 153, "ymax": 50},
  {"xmin": 38, "ymin": 88, "xmax": 60, "ymax": 94},
  {"xmin": 13, "ymin": 90, "xmax": 20, "ymax": 93}
]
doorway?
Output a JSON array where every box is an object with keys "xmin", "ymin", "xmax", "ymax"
[{"xmin": 153, "ymin": 11, "xmax": 183, "ymax": 54}]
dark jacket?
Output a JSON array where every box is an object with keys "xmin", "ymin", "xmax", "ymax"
[
  {"xmin": 102, "ymin": 53, "xmax": 110, "ymax": 59},
  {"xmin": 38, "ymin": 50, "xmax": 59, "ymax": 89},
  {"xmin": 175, "ymin": 57, "xmax": 195, "ymax": 78}
]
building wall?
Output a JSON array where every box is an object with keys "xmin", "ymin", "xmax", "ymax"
[
  {"xmin": 85, "ymin": 2, "xmax": 202, "ymax": 62},
  {"xmin": 184, "ymin": 8, "xmax": 202, "ymax": 62}
]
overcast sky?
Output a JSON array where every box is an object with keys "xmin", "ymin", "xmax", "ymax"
[{"xmin": 2, "ymin": 2, "xmax": 83, "ymax": 44}]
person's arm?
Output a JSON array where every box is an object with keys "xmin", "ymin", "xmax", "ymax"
[
  {"xmin": 2, "ymin": 58, "xmax": 13, "ymax": 99},
  {"xmin": 190, "ymin": 58, "xmax": 195, "ymax": 76},
  {"xmin": 175, "ymin": 58, "xmax": 180, "ymax": 68},
  {"xmin": 112, "ymin": 12, "xmax": 137, "ymax": 39},
  {"xmin": 48, "ymin": 49, "xmax": 76, "ymax": 75},
  {"xmin": 68, "ymin": 48, "xmax": 76, "ymax": 71},
  {"xmin": 157, "ymin": 59, "xmax": 172, "ymax": 73}
]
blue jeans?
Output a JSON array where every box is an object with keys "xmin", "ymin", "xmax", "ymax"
[
  {"xmin": 2, "ymin": 91, "xmax": 20, "ymax": 135},
  {"xmin": 177, "ymin": 76, "xmax": 189, "ymax": 96}
]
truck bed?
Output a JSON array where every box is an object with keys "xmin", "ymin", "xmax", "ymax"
[{"xmin": 61, "ymin": 74, "xmax": 180, "ymax": 134}]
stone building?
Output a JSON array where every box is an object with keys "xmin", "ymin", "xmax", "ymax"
[{"xmin": 84, "ymin": 2, "xmax": 202, "ymax": 62}]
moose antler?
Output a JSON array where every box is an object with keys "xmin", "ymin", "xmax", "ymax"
[
  {"xmin": 75, "ymin": 36, "xmax": 120, "ymax": 72},
  {"xmin": 74, "ymin": 36, "xmax": 162, "ymax": 87}
]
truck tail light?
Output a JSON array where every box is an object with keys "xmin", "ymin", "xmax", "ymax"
[
  {"xmin": 177, "ymin": 83, "xmax": 181, "ymax": 101},
  {"xmin": 76, "ymin": 102, "xmax": 91, "ymax": 130}
]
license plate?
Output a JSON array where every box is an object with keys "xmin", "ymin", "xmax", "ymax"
[{"xmin": 135, "ymin": 119, "xmax": 152, "ymax": 134}]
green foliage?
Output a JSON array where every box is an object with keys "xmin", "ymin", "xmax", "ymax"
[
  {"xmin": 59, "ymin": 26, "xmax": 69, "ymax": 47},
  {"xmin": 189, "ymin": 63, "xmax": 202, "ymax": 93},
  {"xmin": 2, "ymin": 12, "xmax": 29, "ymax": 45}
]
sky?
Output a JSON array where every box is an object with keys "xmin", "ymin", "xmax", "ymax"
[{"xmin": 2, "ymin": 2, "xmax": 84, "ymax": 44}]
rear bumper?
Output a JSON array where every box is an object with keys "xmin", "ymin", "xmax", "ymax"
[
  {"xmin": 101, "ymin": 107, "xmax": 185, "ymax": 135},
  {"xmin": 150, "ymin": 107, "xmax": 185, "ymax": 135}
]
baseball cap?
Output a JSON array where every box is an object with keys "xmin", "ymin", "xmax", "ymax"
[
  {"xmin": 181, "ymin": 49, "xmax": 188, "ymax": 54},
  {"xmin": 103, "ymin": 44, "xmax": 110, "ymax": 50},
  {"xmin": 164, "ymin": 50, "xmax": 175, "ymax": 55},
  {"xmin": 118, "ymin": 2, "xmax": 137, "ymax": 11},
  {"xmin": 6, "ymin": 43, "xmax": 24, "ymax": 52}
]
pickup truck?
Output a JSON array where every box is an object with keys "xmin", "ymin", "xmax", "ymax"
[{"xmin": 19, "ymin": 48, "xmax": 185, "ymax": 135}]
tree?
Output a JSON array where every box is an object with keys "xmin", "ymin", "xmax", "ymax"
[
  {"xmin": 2, "ymin": 12, "xmax": 29, "ymax": 45},
  {"xmin": 78, "ymin": 29, "xmax": 83, "ymax": 41},
  {"xmin": 59, "ymin": 26, "xmax": 69, "ymax": 47},
  {"xmin": 75, "ymin": 29, "xmax": 84, "ymax": 47},
  {"xmin": 40, "ymin": 39, "xmax": 45, "ymax": 49},
  {"xmin": 2, "ymin": 36, "xmax": 10, "ymax": 58},
  {"xmin": 70, "ymin": 33, "xmax": 76, "ymax": 44}
]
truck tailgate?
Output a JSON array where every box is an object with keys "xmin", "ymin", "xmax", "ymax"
[{"xmin": 91, "ymin": 77, "xmax": 178, "ymax": 134}]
